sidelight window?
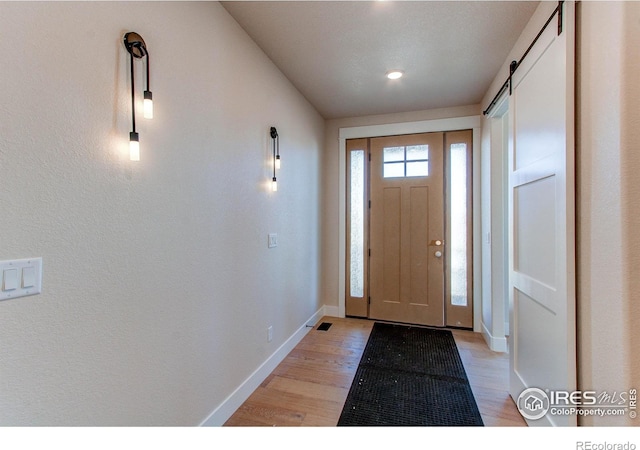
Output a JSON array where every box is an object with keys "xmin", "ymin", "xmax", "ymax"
[{"xmin": 349, "ymin": 149, "xmax": 365, "ymax": 298}]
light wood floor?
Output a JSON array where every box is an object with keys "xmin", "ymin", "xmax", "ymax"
[{"xmin": 224, "ymin": 316, "xmax": 526, "ymax": 426}]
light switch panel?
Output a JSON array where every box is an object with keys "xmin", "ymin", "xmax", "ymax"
[
  {"xmin": 0, "ymin": 258, "xmax": 42, "ymax": 301},
  {"xmin": 268, "ymin": 233, "xmax": 278, "ymax": 248}
]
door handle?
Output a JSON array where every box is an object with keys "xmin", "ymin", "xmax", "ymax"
[{"xmin": 435, "ymin": 251, "xmax": 442, "ymax": 258}]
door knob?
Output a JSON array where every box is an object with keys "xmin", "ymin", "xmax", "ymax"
[{"xmin": 435, "ymin": 251, "xmax": 442, "ymax": 258}]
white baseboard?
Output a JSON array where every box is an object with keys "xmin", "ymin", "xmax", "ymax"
[
  {"xmin": 481, "ymin": 322, "xmax": 508, "ymax": 353},
  {"xmin": 199, "ymin": 306, "xmax": 328, "ymax": 426}
]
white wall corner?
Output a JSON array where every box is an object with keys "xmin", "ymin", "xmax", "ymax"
[
  {"xmin": 482, "ymin": 321, "xmax": 508, "ymax": 353},
  {"xmin": 199, "ymin": 306, "xmax": 326, "ymax": 426},
  {"xmin": 323, "ymin": 304, "xmax": 341, "ymax": 318}
]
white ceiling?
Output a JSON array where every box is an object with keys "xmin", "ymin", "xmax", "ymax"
[{"xmin": 221, "ymin": 1, "xmax": 539, "ymax": 120}]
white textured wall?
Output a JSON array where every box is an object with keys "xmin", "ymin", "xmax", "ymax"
[
  {"xmin": 0, "ymin": 1, "xmax": 324, "ymax": 425},
  {"xmin": 576, "ymin": 0, "xmax": 640, "ymax": 426}
]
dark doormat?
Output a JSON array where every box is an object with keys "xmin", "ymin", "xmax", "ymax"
[{"xmin": 337, "ymin": 322, "xmax": 484, "ymax": 426}]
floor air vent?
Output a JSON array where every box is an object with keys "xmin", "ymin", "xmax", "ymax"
[{"xmin": 317, "ymin": 322, "xmax": 332, "ymax": 331}]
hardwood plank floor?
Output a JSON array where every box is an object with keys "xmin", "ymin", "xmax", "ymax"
[{"xmin": 224, "ymin": 316, "xmax": 526, "ymax": 427}]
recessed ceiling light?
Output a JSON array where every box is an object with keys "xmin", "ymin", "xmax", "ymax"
[{"xmin": 386, "ymin": 70, "xmax": 404, "ymax": 80}]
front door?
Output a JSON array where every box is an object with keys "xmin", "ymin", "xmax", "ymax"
[{"xmin": 369, "ymin": 133, "xmax": 445, "ymax": 327}]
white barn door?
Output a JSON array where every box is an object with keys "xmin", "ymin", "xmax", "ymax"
[{"xmin": 508, "ymin": 2, "xmax": 576, "ymax": 426}]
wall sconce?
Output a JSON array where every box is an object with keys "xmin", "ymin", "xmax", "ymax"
[
  {"xmin": 270, "ymin": 127, "xmax": 280, "ymax": 192},
  {"xmin": 123, "ymin": 32, "xmax": 153, "ymax": 161}
]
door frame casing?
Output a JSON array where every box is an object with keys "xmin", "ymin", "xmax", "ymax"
[
  {"xmin": 482, "ymin": 92, "xmax": 510, "ymax": 352},
  {"xmin": 338, "ymin": 115, "xmax": 482, "ymax": 332}
]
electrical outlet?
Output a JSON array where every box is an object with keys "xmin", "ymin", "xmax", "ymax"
[
  {"xmin": 267, "ymin": 326, "xmax": 273, "ymax": 343},
  {"xmin": 268, "ymin": 233, "xmax": 278, "ymax": 248}
]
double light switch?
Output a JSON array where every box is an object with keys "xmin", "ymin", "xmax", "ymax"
[{"xmin": 1, "ymin": 258, "xmax": 43, "ymax": 301}]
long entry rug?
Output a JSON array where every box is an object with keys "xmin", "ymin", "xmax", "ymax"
[{"xmin": 337, "ymin": 322, "xmax": 484, "ymax": 426}]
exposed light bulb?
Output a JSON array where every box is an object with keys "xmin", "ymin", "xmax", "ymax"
[
  {"xmin": 143, "ymin": 91, "xmax": 153, "ymax": 119},
  {"xmin": 386, "ymin": 70, "xmax": 404, "ymax": 80},
  {"xmin": 275, "ymin": 155, "xmax": 281, "ymax": 170},
  {"xmin": 129, "ymin": 132, "xmax": 140, "ymax": 161},
  {"xmin": 272, "ymin": 177, "xmax": 278, "ymax": 192}
]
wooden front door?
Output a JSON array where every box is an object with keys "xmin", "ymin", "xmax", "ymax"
[{"xmin": 368, "ymin": 133, "xmax": 445, "ymax": 327}]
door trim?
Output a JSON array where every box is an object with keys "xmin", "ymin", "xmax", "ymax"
[{"xmin": 338, "ymin": 115, "xmax": 482, "ymax": 332}]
